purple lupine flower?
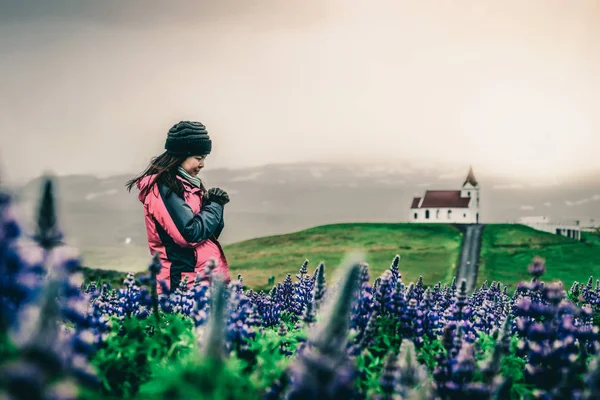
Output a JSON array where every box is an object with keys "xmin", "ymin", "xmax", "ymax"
[
  {"xmin": 422, "ymin": 288, "xmax": 443, "ymax": 337},
  {"xmin": 375, "ymin": 351, "xmax": 399, "ymax": 400},
  {"xmin": 137, "ymin": 251, "xmax": 162, "ymax": 324},
  {"xmin": 447, "ymin": 280, "xmax": 477, "ymax": 343},
  {"xmin": 394, "ymin": 280, "xmax": 407, "ymax": 320},
  {"xmin": 189, "ymin": 272, "xmax": 211, "ymax": 317},
  {"xmin": 414, "ymin": 276, "xmax": 425, "ymax": 304},
  {"xmin": 313, "ymin": 262, "xmax": 327, "ymax": 311},
  {"xmin": 285, "ymin": 261, "xmax": 363, "ymax": 400},
  {"xmin": 396, "ymin": 340, "xmax": 429, "ymax": 399},
  {"xmin": 199, "ymin": 278, "xmax": 228, "ymax": 361},
  {"xmin": 583, "ymin": 354, "xmax": 600, "ymax": 399},
  {"xmin": 432, "ymin": 324, "xmax": 459, "ymax": 394},
  {"xmin": 277, "ymin": 321, "xmax": 294, "ymax": 356},
  {"xmin": 569, "ymin": 281, "xmax": 581, "ymax": 301},
  {"xmin": 480, "ymin": 316, "xmax": 512, "ymax": 385},
  {"xmin": 451, "ymin": 343, "xmax": 477, "ymax": 388},
  {"xmin": 528, "ymin": 256, "xmax": 546, "ymax": 280},
  {"xmin": 0, "ymin": 189, "xmax": 46, "ymax": 338},
  {"xmin": 116, "ymin": 272, "xmax": 147, "ymax": 319},
  {"xmin": 472, "ymin": 299, "xmax": 496, "ymax": 335},
  {"xmin": 350, "ymin": 262, "xmax": 374, "ymax": 335},
  {"xmin": 373, "ymin": 270, "xmax": 395, "ymax": 316},
  {"xmin": 404, "ymin": 298, "xmax": 425, "ymax": 347},
  {"xmin": 251, "ymin": 290, "xmax": 281, "ymax": 328},
  {"xmin": 510, "ymin": 258, "xmax": 596, "ymax": 398},
  {"xmin": 277, "ymin": 274, "xmax": 295, "ymax": 314},
  {"xmin": 303, "ymin": 293, "xmax": 317, "ymax": 326},
  {"xmin": 225, "ymin": 278, "xmax": 261, "ymax": 357},
  {"xmin": 389, "ymin": 254, "xmax": 401, "ymax": 287},
  {"xmin": 372, "ymin": 277, "xmax": 382, "ymax": 296},
  {"xmin": 167, "ymin": 276, "xmax": 195, "ymax": 316},
  {"xmin": 19, "ymin": 176, "xmax": 100, "ymax": 387},
  {"xmin": 291, "ymin": 260, "xmax": 314, "ymax": 318},
  {"xmin": 5, "ymin": 251, "xmax": 100, "ymax": 395}
]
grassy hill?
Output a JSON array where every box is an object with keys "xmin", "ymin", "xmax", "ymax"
[
  {"xmin": 477, "ymin": 224, "xmax": 600, "ymax": 290},
  {"xmin": 79, "ymin": 221, "xmax": 600, "ymax": 293},
  {"xmin": 81, "ymin": 222, "xmax": 464, "ymax": 291},
  {"xmin": 224, "ymin": 222, "xmax": 463, "ymax": 291}
]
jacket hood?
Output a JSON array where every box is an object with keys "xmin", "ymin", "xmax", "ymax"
[{"xmin": 136, "ymin": 174, "xmax": 158, "ymax": 203}]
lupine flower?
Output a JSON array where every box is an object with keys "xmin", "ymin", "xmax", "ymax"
[
  {"xmin": 251, "ymin": 290, "xmax": 281, "ymax": 328},
  {"xmin": 277, "ymin": 321, "xmax": 294, "ymax": 356},
  {"xmin": 291, "ymin": 260, "xmax": 314, "ymax": 317},
  {"xmin": 313, "ymin": 262, "xmax": 327, "ymax": 310},
  {"xmin": 389, "ymin": 255, "xmax": 401, "ymax": 287},
  {"xmin": 373, "ymin": 270, "xmax": 396, "ymax": 316},
  {"xmin": 510, "ymin": 257, "xmax": 598, "ymax": 399},
  {"xmin": 274, "ymin": 274, "xmax": 295, "ymax": 314},
  {"xmin": 285, "ymin": 259, "xmax": 363, "ymax": 400},
  {"xmin": 528, "ymin": 257, "xmax": 546, "ymax": 280},
  {"xmin": 396, "ymin": 340, "xmax": 429, "ymax": 399},
  {"xmin": 199, "ymin": 278, "xmax": 228, "ymax": 361},
  {"xmin": 375, "ymin": 351, "xmax": 399, "ymax": 400},
  {"xmin": 225, "ymin": 278, "xmax": 261, "ymax": 357},
  {"xmin": 350, "ymin": 262, "xmax": 374, "ymax": 335},
  {"xmin": 303, "ymin": 294, "xmax": 317, "ymax": 326}
]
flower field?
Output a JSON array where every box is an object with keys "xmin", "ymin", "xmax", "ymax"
[{"xmin": 2, "ymin": 178, "xmax": 600, "ymax": 400}]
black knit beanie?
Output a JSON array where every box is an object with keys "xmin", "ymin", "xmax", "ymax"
[{"xmin": 164, "ymin": 121, "xmax": 212, "ymax": 156}]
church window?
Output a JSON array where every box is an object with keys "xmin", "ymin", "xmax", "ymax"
[
  {"xmin": 448, "ymin": 210, "xmax": 452, "ymax": 219},
  {"xmin": 468, "ymin": 192, "xmax": 471, "ymax": 197},
  {"xmin": 414, "ymin": 213, "xmax": 418, "ymax": 220},
  {"xmin": 425, "ymin": 210, "xmax": 430, "ymax": 219},
  {"xmin": 463, "ymin": 213, "xmax": 466, "ymax": 218}
]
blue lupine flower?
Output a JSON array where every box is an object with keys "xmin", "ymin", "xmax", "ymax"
[{"xmin": 285, "ymin": 261, "xmax": 363, "ymax": 400}]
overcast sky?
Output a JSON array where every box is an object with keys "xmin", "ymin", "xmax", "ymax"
[{"xmin": 1, "ymin": 0, "xmax": 599, "ymax": 184}]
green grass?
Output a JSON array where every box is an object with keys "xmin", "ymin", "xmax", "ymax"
[
  {"xmin": 477, "ymin": 224, "xmax": 600, "ymax": 291},
  {"xmin": 224, "ymin": 223, "xmax": 463, "ymax": 291},
  {"xmin": 79, "ymin": 223, "xmax": 600, "ymax": 294}
]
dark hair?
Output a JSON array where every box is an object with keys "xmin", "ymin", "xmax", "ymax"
[{"xmin": 125, "ymin": 151, "xmax": 187, "ymax": 199}]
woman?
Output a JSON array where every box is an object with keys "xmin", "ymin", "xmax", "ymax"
[{"xmin": 126, "ymin": 120, "xmax": 231, "ymax": 293}]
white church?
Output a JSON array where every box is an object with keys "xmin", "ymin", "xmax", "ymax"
[{"xmin": 409, "ymin": 166, "xmax": 480, "ymax": 224}]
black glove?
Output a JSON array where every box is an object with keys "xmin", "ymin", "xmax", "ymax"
[{"xmin": 207, "ymin": 187, "xmax": 230, "ymax": 206}]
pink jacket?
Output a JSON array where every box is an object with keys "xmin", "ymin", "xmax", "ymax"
[{"xmin": 136, "ymin": 174, "xmax": 230, "ymax": 294}]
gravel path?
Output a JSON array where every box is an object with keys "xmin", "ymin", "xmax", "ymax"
[{"xmin": 456, "ymin": 224, "xmax": 484, "ymax": 293}]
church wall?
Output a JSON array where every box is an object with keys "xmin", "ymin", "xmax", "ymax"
[{"xmin": 409, "ymin": 208, "xmax": 478, "ymax": 223}]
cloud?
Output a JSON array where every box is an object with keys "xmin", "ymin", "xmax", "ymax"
[
  {"xmin": 84, "ymin": 189, "xmax": 118, "ymax": 201},
  {"xmin": 230, "ymin": 172, "xmax": 264, "ymax": 182},
  {"xmin": 520, "ymin": 205, "xmax": 535, "ymax": 210},
  {"xmin": 310, "ymin": 167, "xmax": 331, "ymax": 178},
  {"xmin": 529, "ymin": 181, "xmax": 562, "ymax": 187},
  {"xmin": 543, "ymin": 202, "xmax": 552, "ymax": 207},
  {"xmin": 438, "ymin": 171, "xmax": 466, "ymax": 180},
  {"xmin": 565, "ymin": 195, "xmax": 600, "ymax": 206},
  {"xmin": 376, "ymin": 179, "xmax": 407, "ymax": 185},
  {"xmin": 2, "ymin": 1, "xmax": 600, "ymax": 185},
  {"xmin": 493, "ymin": 184, "xmax": 524, "ymax": 190}
]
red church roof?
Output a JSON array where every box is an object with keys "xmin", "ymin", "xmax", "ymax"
[{"xmin": 411, "ymin": 190, "xmax": 471, "ymax": 209}]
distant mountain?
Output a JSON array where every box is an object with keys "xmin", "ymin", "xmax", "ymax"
[{"xmin": 7, "ymin": 162, "xmax": 600, "ymax": 272}]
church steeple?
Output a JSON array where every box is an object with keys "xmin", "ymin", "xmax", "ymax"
[{"xmin": 462, "ymin": 165, "xmax": 478, "ymax": 188}]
